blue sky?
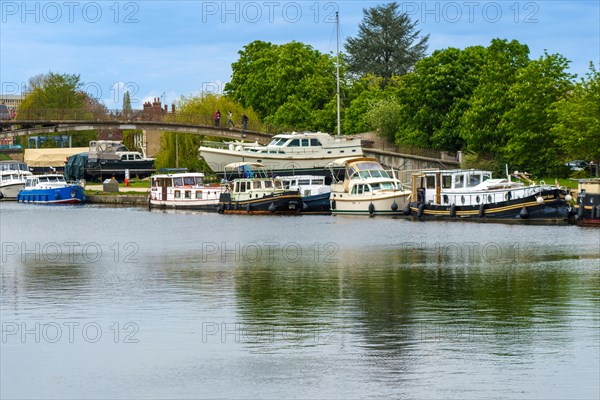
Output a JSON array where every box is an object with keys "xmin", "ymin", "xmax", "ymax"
[{"xmin": 1, "ymin": 1, "xmax": 598, "ymax": 109}]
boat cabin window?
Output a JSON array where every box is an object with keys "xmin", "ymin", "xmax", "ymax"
[
  {"xmin": 372, "ymin": 182, "xmax": 396, "ymax": 191},
  {"xmin": 298, "ymin": 179, "xmax": 311, "ymax": 185},
  {"xmin": 301, "ymin": 139, "xmax": 309, "ymax": 147},
  {"xmin": 442, "ymin": 175, "xmax": 452, "ymax": 189},
  {"xmin": 467, "ymin": 174, "xmax": 481, "ymax": 187},
  {"xmin": 454, "ymin": 174, "xmax": 465, "ymax": 188},
  {"xmin": 288, "ymin": 139, "xmax": 300, "ymax": 147},
  {"xmin": 253, "ymin": 181, "xmax": 262, "ymax": 190},
  {"xmin": 134, "ymin": 154, "xmax": 142, "ymax": 160},
  {"xmin": 483, "ymin": 173, "xmax": 491, "ymax": 181},
  {"xmin": 184, "ymin": 191, "xmax": 191, "ymax": 199},
  {"xmin": 310, "ymin": 139, "xmax": 321, "ymax": 146},
  {"xmin": 264, "ymin": 180, "xmax": 273, "ymax": 189},
  {"xmin": 173, "ymin": 177, "xmax": 183, "ymax": 187},
  {"xmin": 183, "ymin": 176, "xmax": 195, "ymax": 186},
  {"xmin": 426, "ymin": 176, "xmax": 436, "ymax": 189},
  {"xmin": 351, "ymin": 184, "xmax": 371, "ymax": 195},
  {"xmin": 196, "ymin": 192, "xmax": 203, "ymax": 199},
  {"xmin": 195, "ymin": 177, "xmax": 204, "ymax": 186},
  {"xmin": 268, "ymin": 138, "xmax": 286, "ymax": 146},
  {"xmin": 174, "ymin": 190, "xmax": 181, "ymax": 199}
]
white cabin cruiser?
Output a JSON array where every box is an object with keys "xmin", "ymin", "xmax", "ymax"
[
  {"xmin": 0, "ymin": 161, "xmax": 32, "ymax": 200},
  {"xmin": 199, "ymin": 132, "xmax": 362, "ymax": 178},
  {"xmin": 328, "ymin": 157, "xmax": 411, "ymax": 216}
]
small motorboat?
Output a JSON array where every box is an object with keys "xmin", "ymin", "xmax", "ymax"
[{"xmin": 16, "ymin": 174, "xmax": 86, "ymax": 204}]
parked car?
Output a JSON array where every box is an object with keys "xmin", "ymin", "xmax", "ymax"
[
  {"xmin": 566, "ymin": 160, "xmax": 589, "ymax": 171},
  {"xmin": 0, "ymin": 104, "xmax": 10, "ymax": 120}
]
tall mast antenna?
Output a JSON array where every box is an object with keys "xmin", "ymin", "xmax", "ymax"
[{"xmin": 336, "ymin": 11, "xmax": 341, "ymax": 137}]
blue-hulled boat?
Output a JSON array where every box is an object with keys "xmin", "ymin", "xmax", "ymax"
[
  {"xmin": 17, "ymin": 174, "xmax": 86, "ymax": 204},
  {"xmin": 277, "ymin": 175, "xmax": 331, "ymax": 214}
]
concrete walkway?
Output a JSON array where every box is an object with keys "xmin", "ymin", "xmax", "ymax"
[{"xmin": 85, "ymin": 184, "xmax": 149, "ymax": 193}]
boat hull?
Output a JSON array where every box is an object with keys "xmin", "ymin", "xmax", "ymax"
[
  {"xmin": 574, "ymin": 192, "xmax": 600, "ymax": 227},
  {"xmin": 85, "ymin": 160, "xmax": 155, "ymax": 181},
  {"xmin": 199, "ymin": 148, "xmax": 350, "ymax": 180},
  {"xmin": 149, "ymin": 198, "xmax": 220, "ymax": 211},
  {"xmin": 302, "ymin": 192, "xmax": 331, "ymax": 214},
  {"xmin": 0, "ymin": 182, "xmax": 25, "ymax": 200},
  {"xmin": 17, "ymin": 185, "xmax": 86, "ymax": 204},
  {"xmin": 409, "ymin": 188, "xmax": 570, "ymax": 222},
  {"xmin": 331, "ymin": 192, "xmax": 411, "ymax": 216},
  {"xmin": 218, "ymin": 191, "xmax": 303, "ymax": 215}
]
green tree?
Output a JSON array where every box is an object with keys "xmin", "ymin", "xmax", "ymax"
[
  {"xmin": 154, "ymin": 132, "xmax": 210, "ymax": 173},
  {"xmin": 122, "ymin": 91, "xmax": 132, "ymax": 117},
  {"xmin": 224, "ymin": 40, "xmax": 339, "ymax": 131},
  {"xmin": 502, "ymin": 53, "xmax": 575, "ymax": 175},
  {"xmin": 366, "ymin": 97, "xmax": 403, "ymax": 142},
  {"xmin": 343, "ymin": 75, "xmax": 386, "ymax": 134},
  {"xmin": 394, "ymin": 46, "xmax": 487, "ymax": 150},
  {"xmin": 18, "ymin": 72, "xmax": 86, "ymax": 119},
  {"xmin": 344, "ymin": 2, "xmax": 429, "ymax": 80},
  {"xmin": 552, "ymin": 64, "xmax": 600, "ymax": 164},
  {"xmin": 154, "ymin": 93, "xmax": 260, "ymax": 173},
  {"xmin": 460, "ymin": 39, "xmax": 531, "ymax": 155}
]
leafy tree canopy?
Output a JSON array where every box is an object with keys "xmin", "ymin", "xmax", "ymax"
[
  {"xmin": 19, "ymin": 72, "xmax": 85, "ymax": 116},
  {"xmin": 552, "ymin": 63, "xmax": 600, "ymax": 164},
  {"xmin": 224, "ymin": 40, "xmax": 340, "ymax": 131},
  {"xmin": 344, "ymin": 2, "xmax": 429, "ymax": 80}
]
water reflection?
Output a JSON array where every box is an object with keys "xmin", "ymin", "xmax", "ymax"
[{"xmin": 1, "ymin": 202, "xmax": 598, "ymax": 399}]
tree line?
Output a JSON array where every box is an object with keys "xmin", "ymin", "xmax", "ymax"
[{"xmin": 14, "ymin": 2, "xmax": 598, "ymax": 176}]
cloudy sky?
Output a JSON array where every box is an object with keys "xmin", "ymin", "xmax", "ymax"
[{"xmin": 1, "ymin": 1, "xmax": 598, "ymax": 109}]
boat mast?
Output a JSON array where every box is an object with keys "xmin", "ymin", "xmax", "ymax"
[{"xmin": 336, "ymin": 11, "xmax": 341, "ymax": 137}]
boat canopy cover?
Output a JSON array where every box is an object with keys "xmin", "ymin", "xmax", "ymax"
[
  {"xmin": 24, "ymin": 147, "xmax": 88, "ymax": 167},
  {"xmin": 64, "ymin": 153, "xmax": 88, "ymax": 181},
  {"xmin": 224, "ymin": 162, "xmax": 265, "ymax": 170},
  {"xmin": 326, "ymin": 157, "xmax": 379, "ymax": 168}
]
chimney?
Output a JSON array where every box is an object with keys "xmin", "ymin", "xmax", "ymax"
[{"xmin": 171, "ymin": 104, "xmax": 176, "ymax": 113}]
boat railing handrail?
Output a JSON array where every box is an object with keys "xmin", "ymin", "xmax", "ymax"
[{"xmin": 428, "ymin": 185, "xmax": 546, "ymax": 206}]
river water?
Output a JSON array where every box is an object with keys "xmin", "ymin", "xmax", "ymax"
[{"xmin": 1, "ymin": 202, "xmax": 598, "ymax": 399}]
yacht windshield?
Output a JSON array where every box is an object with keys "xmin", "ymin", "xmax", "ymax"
[
  {"xmin": 268, "ymin": 138, "xmax": 287, "ymax": 146},
  {"xmin": 349, "ymin": 162, "xmax": 391, "ymax": 179}
]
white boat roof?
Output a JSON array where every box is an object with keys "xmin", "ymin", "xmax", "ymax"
[
  {"xmin": 224, "ymin": 162, "xmax": 266, "ymax": 170},
  {"xmin": 152, "ymin": 172, "xmax": 205, "ymax": 179},
  {"xmin": 327, "ymin": 157, "xmax": 380, "ymax": 167},
  {"xmin": 276, "ymin": 175, "xmax": 326, "ymax": 180},
  {"xmin": 273, "ymin": 131, "xmax": 331, "ymax": 139},
  {"xmin": 31, "ymin": 174, "xmax": 66, "ymax": 179},
  {"xmin": 413, "ymin": 169, "xmax": 493, "ymax": 176}
]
